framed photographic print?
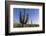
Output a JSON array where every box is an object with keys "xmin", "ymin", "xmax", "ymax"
[{"xmin": 5, "ymin": 1, "xmax": 45, "ymax": 35}]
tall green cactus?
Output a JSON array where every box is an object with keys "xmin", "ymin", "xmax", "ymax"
[{"xmin": 19, "ymin": 9, "xmax": 28, "ymax": 27}]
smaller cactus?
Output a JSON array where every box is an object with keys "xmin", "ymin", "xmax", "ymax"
[{"xmin": 31, "ymin": 20, "xmax": 32, "ymax": 24}]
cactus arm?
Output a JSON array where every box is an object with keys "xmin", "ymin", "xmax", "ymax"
[
  {"xmin": 20, "ymin": 11, "xmax": 22, "ymax": 24},
  {"xmin": 24, "ymin": 14, "xmax": 28, "ymax": 24},
  {"xmin": 19, "ymin": 11, "xmax": 24, "ymax": 27}
]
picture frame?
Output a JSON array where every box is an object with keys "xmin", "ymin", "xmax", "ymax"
[{"xmin": 5, "ymin": 1, "xmax": 45, "ymax": 35}]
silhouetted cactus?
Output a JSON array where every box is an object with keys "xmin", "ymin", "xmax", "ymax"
[{"xmin": 19, "ymin": 9, "xmax": 28, "ymax": 27}]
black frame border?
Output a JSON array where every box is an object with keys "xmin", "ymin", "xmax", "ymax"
[{"xmin": 5, "ymin": 1, "xmax": 45, "ymax": 35}]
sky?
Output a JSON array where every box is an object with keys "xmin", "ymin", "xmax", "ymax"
[{"xmin": 13, "ymin": 8, "xmax": 39, "ymax": 24}]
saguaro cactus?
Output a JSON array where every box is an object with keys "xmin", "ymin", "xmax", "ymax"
[{"xmin": 19, "ymin": 9, "xmax": 28, "ymax": 27}]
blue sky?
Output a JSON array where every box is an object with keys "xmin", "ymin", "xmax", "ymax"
[{"xmin": 13, "ymin": 8, "xmax": 39, "ymax": 24}]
